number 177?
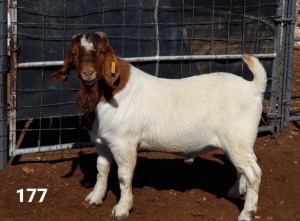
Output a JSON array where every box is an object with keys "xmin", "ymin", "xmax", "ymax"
[{"xmin": 17, "ymin": 188, "xmax": 48, "ymax": 203}]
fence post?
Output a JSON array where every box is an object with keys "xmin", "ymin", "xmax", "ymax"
[
  {"xmin": 0, "ymin": 0, "xmax": 8, "ymax": 169},
  {"xmin": 283, "ymin": 0, "xmax": 297, "ymax": 124},
  {"xmin": 276, "ymin": 0, "xmax": 297, "ymax": 132}
]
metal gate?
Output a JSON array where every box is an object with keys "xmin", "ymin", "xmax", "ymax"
[
  {"xmin": 277, "ymin": 0, "xmax": 300, "ymax": 130},
  {"xmin": 1, "ymin": 0, "xmax": 297, "ymax": 163}
]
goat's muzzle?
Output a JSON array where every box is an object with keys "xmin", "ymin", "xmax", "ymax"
[{"xmin": 79, "ymin": 71, "xmax": 99, "ymax": 86}]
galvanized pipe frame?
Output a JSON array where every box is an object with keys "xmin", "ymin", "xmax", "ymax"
[
  {"xmin": 7, "ymin": 0, "xmax": 18, "ymax": 157},
  {"xmin": 154, "ymin": 0, "xmax": 160, "ymax": 77},
  {"xmin": 276, "ymin": 0, "xmax": 298, "ymax": 132},
  {"xmin": 283, "ymin": 0, "xmax": 300, "ymax": 124},
  {"xmin": 267, "ymin": 0, "xmax": 284, "ymax": 133},
  {"xmin": 11, "ymin": 141, "xmax": 94, "ymax": 156},
  {"xmin": 17, "ymin": 53, "xmax": 277, "ymax": 68},
  {"xmin": 276, "ymin": 0, "xmax": 285, "ymax": 132},
  {"xmin": 7, "ymin": 0, "xmax": 283, "ymax": 157}
]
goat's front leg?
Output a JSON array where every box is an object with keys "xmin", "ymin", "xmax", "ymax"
[
  {"xmin": 85, "ymin": 144, "xmax": 113, "ymax": 205},
  {"xmin": 111, "ymin": 145, "xmax": 137, "ymax": 219}
]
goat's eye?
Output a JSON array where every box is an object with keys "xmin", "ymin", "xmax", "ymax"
[
  {"xmin": 73, "ymin": 54, "xmax": 78, "ymax": 62},
  {"xmin": 97, "ymin": 51, "xmax": 105, "ymax": 57}
]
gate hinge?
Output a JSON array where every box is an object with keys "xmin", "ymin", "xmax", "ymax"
[{"xmin": 267, "ymin": 111, "xmax": 280, "ymax": 120}]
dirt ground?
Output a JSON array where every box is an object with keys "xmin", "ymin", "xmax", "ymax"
[{"xmin": 0, "ymin": 121, "xmax": 300, "ymax": 221}]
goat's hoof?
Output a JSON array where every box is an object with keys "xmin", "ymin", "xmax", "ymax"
[
  {"xmin": 85, "ymin": 191, "xmax": 103, "ymax": 205},
  {"xmin": 112, "ymin": 204, "xmax": 130, "ymax": 220},
  {"xmin": 238, "ymin": 211, "xmax": 253, "ymax": 221},
  {"xmin": 184, "ymin": 158, "xmax": 194, "ymax": 165}
]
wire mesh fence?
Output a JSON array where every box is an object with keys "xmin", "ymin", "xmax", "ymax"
[
  {"xmin": 0, "ymin": 0, "xmax": 297, "ymax": 162},
  {"xmin": 0, "ymin": 0, "xmax": 8, "ymax": 169}
]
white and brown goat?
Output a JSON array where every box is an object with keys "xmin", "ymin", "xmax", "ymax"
[{"xmin": 51, "ymin": 32, "xmax": 267, "ymax": 221}]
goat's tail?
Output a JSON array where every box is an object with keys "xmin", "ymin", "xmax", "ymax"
[{"xmin": 242, "ymin": 54, "xmax": 267, "ymax": 95}]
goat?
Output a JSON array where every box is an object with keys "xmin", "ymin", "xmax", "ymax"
[{"xmin": 51, "ymin": 32, "xmax": 267, "ymax": 221}]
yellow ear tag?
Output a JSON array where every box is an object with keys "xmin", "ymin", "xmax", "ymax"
[{"xmin": 111, "ymin": 62, "xmax": 116, "ymax": 74}]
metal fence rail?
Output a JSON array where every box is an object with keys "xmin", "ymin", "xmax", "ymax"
[{"xmin": 1, "ymin": 0, "xmax": 298, "ymax": 163}]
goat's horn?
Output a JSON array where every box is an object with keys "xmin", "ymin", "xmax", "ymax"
[
  {"xmin": 72, "ymin": 33, "xmax": 81, "ymax": 39},
  {"xmin": 96, "ymin": 32, "xmax": 107, "ymax": 41}
]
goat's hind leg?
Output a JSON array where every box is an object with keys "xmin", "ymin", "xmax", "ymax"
[
  {"xmin": 226, "ymin": 149, "xmax": 261, "ymax": 221},
  {"xmin": 228, "ymin": 151, "xmax": 258, "ymax": 199},
  {"xmin": 85, "ymin": 144, "xmax": 113, "ymax": 205},
  {"xmin": 228, "ymin": 173, "xmax": 247, "ymax": 199}
]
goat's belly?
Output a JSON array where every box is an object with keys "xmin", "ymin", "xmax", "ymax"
[{"xmin": 137, "ymin": 133, "xmax": 220, "ymax": 155}]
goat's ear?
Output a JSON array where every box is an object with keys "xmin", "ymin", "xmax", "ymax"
[
  {"xmin": 50, "ymin": 49, "xmax": 73, "ymax": 83},
  {"xmin": 51, "ymin": 34, "xmax": 81, "ymax": 83},
  {"xmin": 95, "ymin": 32, "xmax": 120, "ymax": 88},
  {"xmin": 102, "ymin": 53, "xmax": 120, "ymax": 89}
]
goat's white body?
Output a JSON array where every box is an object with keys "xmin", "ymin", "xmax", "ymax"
[
  {"xmin": 93, "ymin": 66, "xmax": 262, "ymax": 154},
  {"xmin": 86, "ymin": 55, "xmax": 266, "ymax": 221}
]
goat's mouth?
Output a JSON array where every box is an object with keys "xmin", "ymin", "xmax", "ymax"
[
  {"xmin": 80, "ymin": 76, "xmax": 98, "ymax": 86},
  {"xmin": 79, "ymin": 71, "xmax": 98, "ymax": 86},
  {"xmin": 82, "ymin": 78, "xmax": 97, "ymax": 86}
]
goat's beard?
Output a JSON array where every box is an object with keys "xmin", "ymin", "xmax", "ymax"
[{"xmin": 76, "ymin": 81, "xmax": 101, "ymax": 130}]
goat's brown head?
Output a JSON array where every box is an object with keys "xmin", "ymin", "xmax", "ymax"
[
  {"xmin": 51, "ymin": 32, "xmax": 130, "ymax": 129},
  {"xmin": 51, "ymin": 32, "xmax": 121, "ymax": 89}
]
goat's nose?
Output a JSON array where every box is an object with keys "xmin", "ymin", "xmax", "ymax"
[{"xmin": 84, "ymin": 71, "xmax": 93, "ymax": 76}]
